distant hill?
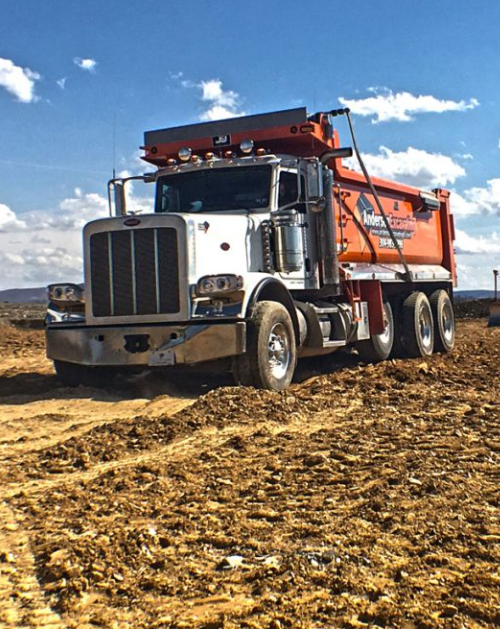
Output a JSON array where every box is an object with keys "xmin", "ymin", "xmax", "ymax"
[
  {"xmin": 454, "ymin": 290, "xmax": 495, "ymax": 301},
  {"xmin": 0, "ymin": 287, "xmax": 47, "ymax": 303}
]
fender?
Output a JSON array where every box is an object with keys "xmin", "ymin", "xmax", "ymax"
[{"xmin": 246, "ymin": 278, "xmax": 300, "ymax": 343}]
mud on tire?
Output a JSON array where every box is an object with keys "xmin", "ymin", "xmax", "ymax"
[
  {"xmin": 429, "ymin": 289, "xmax": 455, "ymax": 353},
  {"xmin": 233, "ymin": 301, "xmax": 297, "ymax": 391},
  {"xmin": 356, "ymin": 300, "xmax": 394, "ymax": 363},
  {"xmin": 401, "ymin": 291, "xmax": 434, "ymax": 358}
]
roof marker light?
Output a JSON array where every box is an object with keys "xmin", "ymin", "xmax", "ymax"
[
  {"xmin": 190, "ymin": 154, "xmax": 200, "ymax": 162},
  {"xmin": 256, "ymin": 148, "xmax": 266, "ymax": 156},
  {"xmin": 178, "ymin": 147, "xmax": 192, "ymax": 161},
  {"xmin": 240, "ymin": 139, "xmax": 254, "ymax": 154},
  {"xmin": 167, "ymin": 158, "xmax": 177, "ymax": 165},
  {"xmin": 224, "ymin": 150, "xmax": 234, "ymax": 159}
]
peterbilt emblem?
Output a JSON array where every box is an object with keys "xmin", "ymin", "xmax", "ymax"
[{"xmin": 124, "ymin": 218, "xmax": 141, "ymax": 226}]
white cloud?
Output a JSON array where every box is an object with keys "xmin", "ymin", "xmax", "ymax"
[
  {"xmin": 454, "ymin": 229, "xmax": 500, "ymax": 289},
  {"xmin": 199, "ymin": 79, "xmax": 246, "ymax": 121},
  {"xmin": 339, "ymin": 89, "xmax": 479, "ymax": 123},
  {"xmin": 73, "ymin": 58, "xmax": 97, "ymax": 73},
  {"xmin": 344, "ymin": 146, "xmax": 466, "ymax": 189},
  {"xmin": 455, "ymin": 229, "xmax": 500, "ymax": 255},
  {"xmin": 0, "ymin": 57, "xmax": 41, "ymax": 103},
  {"xmin": 0, "ymin": 180, "xmax": 156, "ymax": 289},
  {"xmin": 462, "ymin": 178, "xmax": 500, "ymax": 215},
  {"xmin": 0, "ymin": 245, "xmax": 82, "ymax": 286},
  {"xmin": 449, "ymin": 191, "xmax": 476, "ymax": 217},
  {"xmin": 0, "ymin": 203, "xmax": 27, "ymax": 231},
  {"xmin": 450, "ymin": 178, "xmax": 500, "ymax": 217},
  {"xmin": 172, "ymin": 74, "xmax": 246, "ymax": 120},
  {"xmin": 57, "ymin": 77, "xmax": 66, "ymax": 90}
]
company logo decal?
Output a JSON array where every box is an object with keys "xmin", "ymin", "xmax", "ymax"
[
  {"xmin": 212, "ymin": 134, "xmax": 231, "ymax": 147},
  {"xmin": 357, "ymin": 194, "xmax": 416, "ymax": 250}
]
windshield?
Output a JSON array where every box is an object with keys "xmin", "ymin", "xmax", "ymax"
[{"xmin": 156, "ymin": 165, "xmax": 272, "ymax": 213}]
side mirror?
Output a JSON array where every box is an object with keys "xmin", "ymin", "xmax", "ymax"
[
  {"xmin": 320, "ymin": 147, "xmax": 353, "ymax": 163},
  {"xmin": 309, "ymin": 195, "xmax": 327, "ymax": 213}
]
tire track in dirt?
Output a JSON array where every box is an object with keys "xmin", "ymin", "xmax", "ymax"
[{"xmin": 0, "ymin": 501, "xmax": 67, "ymax": 629}]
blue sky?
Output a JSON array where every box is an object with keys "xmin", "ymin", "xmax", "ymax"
[{"xmin": 0, "ymin": 0, "xmax": 499, "ymax": 289}]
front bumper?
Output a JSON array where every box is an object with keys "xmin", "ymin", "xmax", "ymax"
[{"xmin": 46, "ymin": 321, "xmax": 246, "ymax": 367}]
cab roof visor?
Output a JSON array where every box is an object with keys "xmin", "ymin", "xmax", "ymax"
[{"xmin": 144, "ymin": 108, "xmax": 308, "ymax": 146}]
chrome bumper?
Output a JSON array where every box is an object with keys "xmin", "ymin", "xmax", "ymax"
[{"xmin": 46, "ymin": 322, "xmax": 246, "ymax": 367}]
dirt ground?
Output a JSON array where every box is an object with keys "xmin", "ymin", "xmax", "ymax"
[{"xmin": 0, "ymin": 318, "xmax": 499, "ymax": 628}]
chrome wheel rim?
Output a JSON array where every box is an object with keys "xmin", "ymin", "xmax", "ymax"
[
  {"xmin": 442, "ymin": 301, "xmax": 455, "ymax": 343},
  {"xmin": 419, "ymin": 305, "xmax": 433, "ymax": 349},
  {"xmin": 267, "ymin": 323, "xmax": 291, "ymax": 379},
  {"xmin": 379, "ymin": 306, "xmax": 392, "ymax": 345}
]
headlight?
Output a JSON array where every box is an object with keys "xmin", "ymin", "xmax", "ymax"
[
  {"xmin": 196, "ymin": 274, "xmax": 243, "ymax": 296},
  {"xmin": 48, "ymin": 283, "xmax": 85, "ymax": 303}
]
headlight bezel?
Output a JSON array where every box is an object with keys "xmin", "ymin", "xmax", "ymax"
[
  {"xmin": 47, "ymin": 283, "xmax": 85, "ymax": 304},
  {"xmin": 195, "ymin": 274, "xmax": 243, "ymax": 297}
]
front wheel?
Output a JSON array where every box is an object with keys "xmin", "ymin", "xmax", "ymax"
[
  {"xmin": 54, "ymin": 360, "xmax": 116, "ymax": 388},
  {"xmin": 233, "ymin": 301, "xmax": 297, "ymax": 391}
]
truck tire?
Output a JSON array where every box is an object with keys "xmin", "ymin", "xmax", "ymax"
[
  {"xmin": 401, "ymin": 292, "xmax": 434, "ymax": 357},
  {"xmin": 389, "ymin": 297, "xmax": 406, "ymax": 358},
  {"xmin": 54, "ymin": 360, "xmax": 114, "ymax": 388},
  {"xmin": 356, "ymin": 300, "xmax": 394, "ymax": 363},
  {"xmin": 233, "ymin": 301, "xmax": 296, "ymax": 391},
  {"xmin": 429, "ymin": 289, "xmax": 455, "ymax": 352}
]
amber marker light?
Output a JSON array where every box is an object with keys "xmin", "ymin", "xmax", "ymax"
[
  {"xmin": 190, "ymin": 155, "xmax": 200, "ymax": 162},
  {"xmin": 167, "ymin": 158, "xmax": 177, "ymax": 165},
  {"xmin": 256, "ymin": 148, "xmax": 266, "ymax": 156},
  {"xmin": 240, "ymin": 139, "xmax": 254, "ymax": 154},
  {"xmin": 178, "ymin": 147, "xmax": 192, "ymax": 161},
  {"xmin": 224, "ymin": 150, "xmax": 234, "ymax": 158},
  {"xmin": 205, "ymin": 152, "xmax": 215, "ymax": 160}
]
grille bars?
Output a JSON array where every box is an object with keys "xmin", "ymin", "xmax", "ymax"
[{"xmin": 89, "ymin": 227, "xmax": 179, "ymax": 318}]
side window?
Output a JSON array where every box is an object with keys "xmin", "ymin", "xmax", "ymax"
[{"xmin": 278, "ymin": 172, "xmax": 299, "ymax": 207}]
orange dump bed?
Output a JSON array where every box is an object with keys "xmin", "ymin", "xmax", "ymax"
[{"xmin": 332, "ymin": 165, "xmax": 454, "ymax": 270}]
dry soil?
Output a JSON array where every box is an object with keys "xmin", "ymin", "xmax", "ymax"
[{"xmin": 0, "ymin": 319, "xmax": 499, "ymax": 629}]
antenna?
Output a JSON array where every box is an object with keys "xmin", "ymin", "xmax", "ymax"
[{"xmin": 112, "ymin": 112, "xmax": 116, "ymax": 179}]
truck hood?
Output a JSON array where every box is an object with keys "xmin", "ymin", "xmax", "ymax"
[{"xmin": 184, "ymin": 212, "xmax": 265, "ymax": 282}]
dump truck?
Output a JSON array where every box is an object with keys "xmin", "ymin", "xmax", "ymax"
[{"xmin": 46, "ymin": 107, "xmax": 456, "ymax": 391}]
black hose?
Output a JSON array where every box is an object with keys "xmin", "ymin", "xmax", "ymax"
[{"xmin": 330, "ymin": 108, "xmax": 412, "ymax": 282}]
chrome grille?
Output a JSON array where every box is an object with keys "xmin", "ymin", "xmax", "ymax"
[{"xmin": 89, "ymin": 228, "xmax": 179, "ymax": 317}]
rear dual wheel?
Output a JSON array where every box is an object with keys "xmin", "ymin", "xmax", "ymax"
[
  {"xmin": 401, "ymin": 291, "xmax": 434, "ymax": 357},
  {"xmin": 429, "ymin": 289, "xmax": 455, "ymax": 352},
  {"xmin": 356, "ymin": 300, "xmax": 394, "ymax": 363}
]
